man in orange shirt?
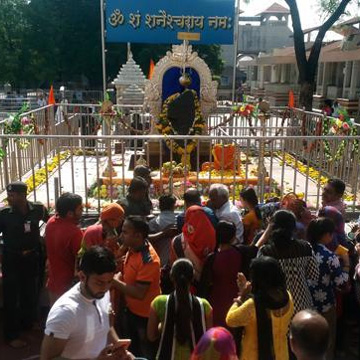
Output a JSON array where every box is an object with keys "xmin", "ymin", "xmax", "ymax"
[{"xmin": 112, "ymin": 216, "xmax": 160, "ymax": 359}]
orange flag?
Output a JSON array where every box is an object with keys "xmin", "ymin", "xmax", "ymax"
[
  {"xmin": 288, "ymin": 89, "xmax": 295, "ymax": 108},
  {"xmin": 48, "ymin": 85, "xmax": 55, "ymax": 105},
  {"xmin": 148, "ymin": 59, "xmax": 155, "ymax": 80}
]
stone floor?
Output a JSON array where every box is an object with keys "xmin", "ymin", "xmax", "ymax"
[{"xmin": 18, "ymin": 150, "xmax": 327, "ymax": 212}]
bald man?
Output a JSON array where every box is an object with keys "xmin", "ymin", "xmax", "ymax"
[{"xmin": 290, "ymin": 310, "xmax": 330, "ymax": 360}]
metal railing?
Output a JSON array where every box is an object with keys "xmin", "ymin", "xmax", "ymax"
[
  {"xmin": 0, "ymin": 133, "xmax": 358, "ymax": 215},
  {"xmin": 0, "ymin": 104, "xmax": 358, "ymax": 215}
]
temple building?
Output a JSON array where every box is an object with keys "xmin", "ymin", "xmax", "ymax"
[
  {"xmin": 241, "ymin": 16, "xmax": 360, "ymax": 114},
  {"xmin": 219, "ymin": 2, "xmax": 293, "ymax": 99}
]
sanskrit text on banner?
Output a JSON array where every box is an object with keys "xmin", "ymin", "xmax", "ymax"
[{"xmin": 106, "ymin": 0, "xmax": 235, "ymax": 45}]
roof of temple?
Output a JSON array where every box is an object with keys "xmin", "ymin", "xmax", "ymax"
[{"xmin": 256, "ymin": 2, "xmax": 290, "ymax": 16}]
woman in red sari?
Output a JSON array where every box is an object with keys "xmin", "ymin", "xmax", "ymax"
[{"xmin": 170, "ymin": 205, "xmax": 216, "ymax": 282}]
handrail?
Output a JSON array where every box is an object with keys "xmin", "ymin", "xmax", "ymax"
[{"xmin": 0, "ymin": 134, "xmax": 359, "ymax": 140}]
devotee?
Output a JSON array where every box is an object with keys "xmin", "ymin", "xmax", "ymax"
[
  {"xmin": 281, "ymin": 193, "xmax": 314, "ymax": 240},
  {"xmin": 226, "ymin": 257, "xmax": 293, "ymax": 360},
  {"xmin": 239, "ymin": 187, "xmax": 262, "ymax": 244},
  {"xmin": 190, "ymin": 327, "xmax": 238, "ymax": 360},
  {"xmin": 80, "ymin": 203, "xmax": 126, "ymax": 334},
  {"xmin": 257, "ymin": 210, "xmax": 319, "ymax": 313},
  {"xmin": 149, "ymin": 194, "xmax": 177, "ymax": 266},
  {"xmin": 171, "ymin": 205, "xmax": 216, "ymax": 282},
  {"xmin": 133, "ymin": 164, "xmax": 153, "ymax": 210},
  {"xmin": 306, "ymin": 217, "xmax": 349, "ymax": 360},
  {"xmin": 112, "ymin": 216, "xmax": 161, "ymax": 358},
  {"xmin": 147, "ymin": 259, "xmax": 213, "ymax": 359},
  {"xmin": 81, "ymin": 202, "xmax": 125, "ymax": 250},
  {"xmin": 209, "ymin": 183, "xmax": 244, "ymax": 244},
  {"xmin": 290, "ymin": 310, "xmax": 330, "ymax": 360},
  {"xmin": 37, "ymin": 92, "xmax": 47, "ymax": 107},
  {"xmin": 177, "ymin": 187, "xmax": 218, "ymax": 232},
  {"xmin": 318, "ymin": 206, "xmax": 348, "ymax": 250},
  {"xmin": 45, "ymin": 192, "xmax": 83, "ymax": 306},
  {"xmin": 133, "ymin": 164, "xmax": 153, "ymax": 187},
  {"xmin": 321, "ymin": 178, "xmax": 346, "ymax": 215},
  {"xmin": 149, "ymin": 194, "xmax": 176, "ymax": 233},
  {"xmin": 0, "ymin": 181, "xmax": 49, "ymax": 348},
  {"xmin": 199, "ymin": 221, "xmax": 245, "ymax": 327},
  {"xmin": 40, "ymin": 246, "xmax": 133, "ymax": 360},
  {"xmin": 118, "ymin": 177, "xmax": 152, "ymax": 216},
  {"xmin": 318, "ymin": 206, "xmax": 351, "ymax": 358}
]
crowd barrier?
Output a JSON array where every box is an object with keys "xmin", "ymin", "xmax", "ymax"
[{"xmin": 0, "ymin": 104, "xmax": 358, "ymax": 215}]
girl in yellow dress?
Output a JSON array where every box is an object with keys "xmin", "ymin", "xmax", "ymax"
[{"xmin": 226, "ymin": 257, "xmax": 294, "ymax": 360}]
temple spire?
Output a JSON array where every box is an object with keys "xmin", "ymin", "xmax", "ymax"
[{"xmin": 127, "ymin": 42, "xmax": 132, "ymax": 60}]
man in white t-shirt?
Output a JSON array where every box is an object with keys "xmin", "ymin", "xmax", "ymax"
[
  {"xmin": 209, "ymin": 183, "xmax": 244, "ymax": 244},
  {"xmin": 40, "ymin": 246, "xmax": 133, "ymax": 360}
]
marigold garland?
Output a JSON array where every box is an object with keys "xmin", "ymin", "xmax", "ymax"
[
  {"xmin": 155, "ymin": 89, "xmax": 205, "ymax": 165},
  {"xmin": 278, "ymin": 152, "xmax": 355, "ymax": 201},
  {"xmin": 25, "ymin": 151, "xmax": 70, "ymax": 193}
]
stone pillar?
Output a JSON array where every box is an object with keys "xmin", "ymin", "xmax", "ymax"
[
  {"xmin": 280, "ymin": 64, "xmax": 287, "ymax": 83},
  {"xmin": 343, "ymin": 61, "xmax": 352, "ymax": 98},
  {"xmin": 349, "ymin": 61, "xmax": 359, "ymax": 99},
  {"xmin": 271, "ymin": 65, "xmax": 277, "ymax": 83},
  {"xmin": 322, "ymin": 62, "xmax": 328, "ymax": 97},
  {"xmin": 247, "ymin": 65, "xmax": 252, "ymax": 85},
  {"xmin": 259, "ymin": 65, "xmax": 265, "ymax": 89},
  {"xmin": 276, "ymin": 65, "xmax": 282, "ymax": 83}
]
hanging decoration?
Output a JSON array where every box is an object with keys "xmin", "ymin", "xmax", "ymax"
[
  {"xmin": 322, "ymin": 108, "xmax": 358, "ymax": 161},
  {"xmin": 0, "ymin": 103, "xmax": 35, "ymax": 160},
  {"xmin": 231, "ymin": 97, "xmax": 288, "ymax": 140}
]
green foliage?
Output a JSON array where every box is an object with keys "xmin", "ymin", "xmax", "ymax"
[
  {"xmin": 0, "ymin": 0, "xmax": 29, "ymax": 86},
  {"xmin": 0, "ymin": 0, "xmax": 224, "ymax": 88},
  {"xmin": 317, "ymin": 0, "xmax": 358, "ymax": 19}
]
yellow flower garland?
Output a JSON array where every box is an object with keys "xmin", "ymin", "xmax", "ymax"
[
  {"xmin": 155, "ymin": 89, "xmax": 205, "ymax": 166},
  {"xmin": 25, "ymin": 151, "xmax": 70, "ymax": 193}
]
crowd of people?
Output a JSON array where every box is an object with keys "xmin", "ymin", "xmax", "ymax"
[{"xmin": 0, "ymin": 168, "xmax": 359, "ymax": 360}]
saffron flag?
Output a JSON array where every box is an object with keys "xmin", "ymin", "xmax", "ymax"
[
  {"xmin": 288, "ymin": 89, "xmax": 295, "ymax": 108},
  {"xmin": 48, "ymin": 85, "xmax": 55, "ymax": 105},
  {"xmin": 148, "ymin": 59, "xmax": 155, "ymax": 80}
]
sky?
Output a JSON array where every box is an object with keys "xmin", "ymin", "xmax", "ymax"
[{"xmin": 241, "ymin": 0, "xmax": 360, "ymax": 40}]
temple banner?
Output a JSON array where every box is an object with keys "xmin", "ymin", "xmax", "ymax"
[{"xmin": 106, "ymin": 0, "xmax": 235, "ymax": 44}]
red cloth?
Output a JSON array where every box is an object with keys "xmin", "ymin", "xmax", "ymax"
[
  {"xmin": 83, "ymin": 224, "xmax": 104, "ymax": 248},
  {"xmin": 183, "ymin": 205, "xmax": 216, "ymax": 262},
  {"xmin": 45, "ymin": 215, "xmax": 83, "ymax": 296}
]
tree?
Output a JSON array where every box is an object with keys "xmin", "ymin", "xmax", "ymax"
[
  {"xmin": 0, "ymin": 0, "xmax": 224, "ymax": 89},
  {"xmin": 0, "ymin": 0, "xmax": 29, "ymax": 87},
  {"xmin": 285, "ymin": 0, "xmax": 353, "ymax": 110},
  {"xmin": 24, "ymin": 0, "xmax": 103, "ymax": 88}
]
